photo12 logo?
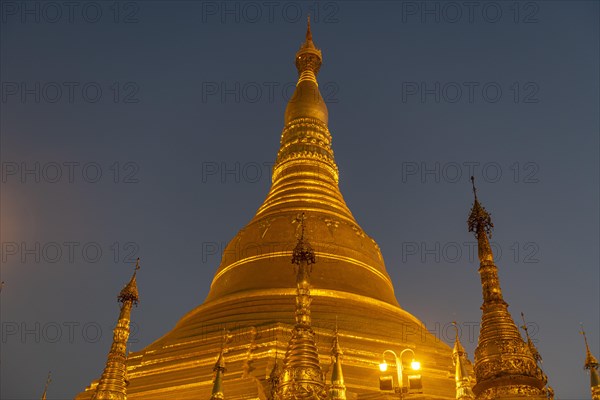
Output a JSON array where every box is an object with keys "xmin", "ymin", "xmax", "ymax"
[
  {"xmin": 0, "ymin": 1, "xmax": 140, "ymax": 24},
  {"xmin": 398, "ymin": 1, "xmax": 540, "ymax": 24},
  {"xmin": 401, "ymin": 161, "xmax": 540, "ymax": 184},
  {"xmin": 401, "ymin": 81, "xmax": 540, "ymax": 104},
  {"xmin": 201, "ymin": 81, "xmax": 339, "ymax": 104},
  {"xmin": 1, "ymin": 241, "xmax": 140, "ymax": 264},
  {"xmin": 1, "ymin": 321, "xmax": 141, "ymax": 344},
  {"xmin": 400, "ymin": 241, "xmax": 540, "ymax": 264},
  {"xmin": 199, "ymin": 1, "xmax": 340, "ymax": 24},
  {"xmin": 1, "ymin": 82, "xmax": 140, "ymax": 104},
  {"xmin": 1, "ymin": 161, "xmax": 140, "ymax": 184}
]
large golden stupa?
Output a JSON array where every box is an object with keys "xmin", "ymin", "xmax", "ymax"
[{"xmin": 76, "ymin": 22, "xmax": 457, "ymax": 399}]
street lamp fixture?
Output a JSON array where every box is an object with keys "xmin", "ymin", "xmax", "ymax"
[{"xmin": 379, "ymin": 349, "xmax": 422, "ymax": 397}]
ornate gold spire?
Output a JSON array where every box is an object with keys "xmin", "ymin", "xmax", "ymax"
[
  {"xmin": 467, "ymin": 178, "xmax": 550, "ymax": 399},
  {"xmin": 520, "ymin": 313, "xmax": 542, "ymax": 363},
  {"xmin": 92, "ymin": 258, "xmax": 140, "ymax": 400},
  {"xmin": 210, "ymin": 333, "xmax": 228, "ymax": 400},
  {"xmin": 41, "ymin": 371, "xmax": 51, "ymax": 400},
  {"xmin": 580, "ymin": 325, "xmax": 600, "ymax": 400},
  {"xmin": 451, "ymin": 323, "xmax": 474, "ymax": 400},
  {"xmin": 521, "ymin": 313, "xmax": 554, "ymax": 397},
  {"xmin": 277, "ymin": 213, "xmax": 326, "ymax": 400},
  {"xmin": 268, "ymin": 346, "xmax": 282, "ymax": 400},
  {"xmin": 329, "ymin": 320, "xmax": 346, "ymax": 400}
]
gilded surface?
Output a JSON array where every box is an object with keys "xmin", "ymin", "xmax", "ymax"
[
  {"xmin": 92, "ymin": 261, "xmax": 140, "ymax": 400},
  {"xmin": 277, "ymin": 215, "xmax": 327, "ymax": 400},
  {"xmin": 77, "ymin": 22, "xmax": 457, "ymax": 400},
  {"xmin": 468, "ymin": 180, "xmax": 550, "ymax": 399},
  {"xmin": 581, "ymin": 326, "xmax": 600, "ymax": 400},
  {"xmin": 452, "ymin": 326, "xmax": 474, "ymax": 400}
]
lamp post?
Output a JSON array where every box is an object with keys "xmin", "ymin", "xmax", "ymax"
[{"xmin": 379, "ymin": 349, "xmax": 421, "ymax": 398}]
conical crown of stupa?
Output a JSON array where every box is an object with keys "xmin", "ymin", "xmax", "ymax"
[{"xmin": 206, "ymin": 19, "xmax": 397, "ymax": 306}]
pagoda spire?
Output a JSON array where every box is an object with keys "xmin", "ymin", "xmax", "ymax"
[
  {"xmin": 451, "ymin": 323, "xmax": 474, "ymax": 400},
  {"xmin": 210, "ymin": 332, "xmax": 228, "ymax": 400},
  {"xmin": 41, "ymin": 371, "xmax": 51, "ymax": 400},
  {"xmin": 329, "ymin": 320, "xmax": 346, "ymax": 400},
  {"xmin": 520, "ymin": 312, "xmax": 554, "ymax": 397},
  {"xmin": 467, "ymin": 178, "xmax": 550, "ymax": 399},
  {"xmin": 92, "ymin": 258, "xmax": 140, "ymax": 400},
  {"xmin": 520, "ymin": 312, "xmax": 542, "ymax": 363},
  {"xmin": 277, "ymin": 213, "xmax": 326, "ymax": 400},
  {"xmin": 294, "ymin": 15, "xmax": 322, "ymax": 86},
  {"xmin": 268, "ymin": 345, "xmax": 282, "ymax": 400},
  {"xmin": 580, "ymin": 325, "xmax": 600, "ymax": 400}
]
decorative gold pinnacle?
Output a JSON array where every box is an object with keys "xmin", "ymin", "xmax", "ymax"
[
  {"xmin": 210, "ymin": 333, "xmax": 228, "ymax": 400},
  {"xmin": 41, "ymin": 371, "xmax": 51, "ymax": 400},
  {"xmin": 118, "ymin": 258, "xmax": 140, "ymax": 305},
  {"xmin": 295, "ymin": 15, "xmax": 322, "ymax": 79},
  {"xmin": 268, "ymin": 346, "xmax": 282, "ymax": 400},
  {"xmin": 92, "ymin": 259, "xmax": 141, "ymax": 400},
  {"xmin": 277, "ymin": 213, "xmax": 326, "ymax": 400},
  {"xmin": 467, "ymin": 182, "xmax": 550, "ymax": 399},
  {"xmin": 330, "ymin": 319, "xmax": 346, "ymax": 400},
  {"xmin": 468, "ymin": 177, "xmax": 495, "ymax": 266},
  {"xmin": 521, "ymin": 312, "xmax": 542, "ymax": 363},
  {"xmin": 451, "ymin": 323, "xmax": 474, "ymax": 400},
  {"xmin": 580, "ymin": 325, "xmax": 600, "ymax": 400}
]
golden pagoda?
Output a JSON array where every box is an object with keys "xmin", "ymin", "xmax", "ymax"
[
  {"xmin": 77, "ymin": 20, "xmax": 458, "ymax": 399},
  {"xmin": 581, "ymin": 325, "xmax": 600, "ymax": 400},
  {"xmin": 467, "ymin": 178, "xmax": 551, "ymax": 399}
]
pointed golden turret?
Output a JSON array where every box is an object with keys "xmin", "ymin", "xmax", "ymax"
[
  {"xmin": 520, "ymin": 312, "xmax": 554, "ymax": 397},
  {"xmin": 520, "ymin": 313, "xmax": 542, "ymax": 364},
  {"xmin": 268, "ymin": 347, "xmax": 282, "ymax": 400},
  {"xmin": 451, "ymin": 324, "xmax": 474, "ymax": 400},
  {"xmin": 329, "ymin": 321, "xmax": 346, "ymax": 400},
  {"xmin": 210, "ymin": 342, "xmax": 227, "ymax": 400},
  {"xmin": 92, "ymin": 259, "xmax": 140, "ymax": 400},
  {"xmin": 581, "ymin": 325, "xmax": 600, "ymax": 400},
  {"xmin": 41, "ymin": 371, "xmax": 51, "ymax": 400},
  {"xmin": 467, "ymin": 178, "xmax": 550, "ymax": 399},
  {"xmin": 277, "ymin": 213, "xmax": 326, "ymax": 400}
]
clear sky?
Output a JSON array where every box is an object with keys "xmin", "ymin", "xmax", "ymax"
[{"xmin": 1, "ymin": 1, "xmax": 598, "ymax": 398}]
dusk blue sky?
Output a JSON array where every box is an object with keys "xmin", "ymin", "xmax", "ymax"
[{"xmin": 1, "ymin": 1, "xmax": 599, "ymax": 398}]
